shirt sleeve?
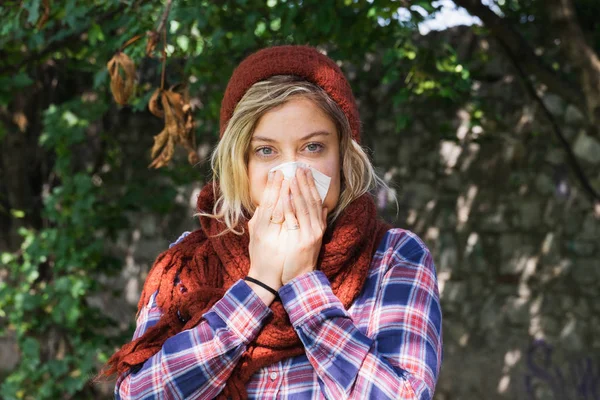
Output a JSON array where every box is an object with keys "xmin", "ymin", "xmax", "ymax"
[
  {"xmin": 168, "ymin": 231, "xmax": 191, "ymax": 249},
  {"xmin": 114, "ymin": 232, "xmax": 273, "ymax": 400},
  {"xmin": 278, "ymin": 229, "xmax": 442, "ymax": 400}
]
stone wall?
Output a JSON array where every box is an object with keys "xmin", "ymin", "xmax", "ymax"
[
  {"xmin": 2, "ymin": 26, "xmax": 599, "ymax": 399},
  {"xmin": 366, "ymin": 27, "xmax": 600, "ymax": 399}
]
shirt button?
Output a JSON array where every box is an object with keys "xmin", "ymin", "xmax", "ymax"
[{"xmin": 269, "ymin": 372, "xmax": 278, "ymax": 381}]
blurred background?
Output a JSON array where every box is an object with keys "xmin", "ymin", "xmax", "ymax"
[{"xmin": 1, "ymin": 0, "xmax": 599, "ymax": 399}]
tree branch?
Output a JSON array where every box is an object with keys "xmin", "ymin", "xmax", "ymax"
[
  {"xmin": 155, "ymin": 0, "xmax": 173, "ymax": 35},
  {"xmin": 454, "ymin": 0, "xmax": 599, "ymax": 203},
  {"xmin": 509, "ymin": 46, "xmax": 599, "ymax": 203},
  {"xmin": 453, "ymin": 0, "xmax": 586, "ymax": 114},
  {"xmin": 0, "ymin": 5, "xmax": 126, "ymax": 76},
  {"xmin": 545, "ymin": 0, "xmax": 600, "ymax": 124}
]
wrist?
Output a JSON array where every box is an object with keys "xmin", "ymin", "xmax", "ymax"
[
  {"xmin": 244, "ymin": 276, "xmax": 280, "ymax": 306},
  {"xmin": 282, "ymin": 268, "xmax": 315, "ymax": 286},
  {"xmin": 246, "ymin": 269, "xmax": 282, "ymax": 291},
  {"xmin": 245, "ymin": 281, "xmax": 277, "ymax": 306}
]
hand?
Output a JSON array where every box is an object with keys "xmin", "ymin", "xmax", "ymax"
[
  {"xmin": 280, "ymin": 167, "xmax": 328, "ymax": 285},
  {"xmin": 247, "ymin": 170, "xmax": 286, "ymax": 303}
]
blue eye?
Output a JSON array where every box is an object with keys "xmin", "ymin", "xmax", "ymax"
[
  {"xmin": 256, "ymin": 147, "xmax": 273, "ymax": 157},
  {"xmin": 254, "ymin": 143, "xmax": 324, "ymax": 159},
  {"xmin": 306, "ymin": 143, "xmax": 324, "ymax": 153}
]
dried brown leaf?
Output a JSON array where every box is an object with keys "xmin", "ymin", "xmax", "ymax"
[
  {"xmin": 13, "ymin": 112, "xmax": 28, "ymax": 133},
  {"xmin": 162, "ymin": 91, "xmax": 183, "ymax": 137},
  {"xmin": 163, "ymin": 90, "xmax": 185, "ymax": 120},
  {"xmin": 148, "ymin": 130, "xmax": 174, "ymax": 169},
  {"xmin": 167, "ymin": 85, "xmax": 196, "ymax": 145},
  {"xmin": 107, "ymin": 52, "xmax": 135, "ymax": 105},
  {"xmin": 148, "ymin": 85, "xmax": 199, "ymax": 168},
  {"xmin": 146, "ymin": 31, "xmax": 160, "ymax": 58},
  {"xmin": 150, "ymin": 127, "xmax": 169, "ymax": 159},
  {"xmin": 148, "ymin": 89, "xmax": 164, "ymax": 118},
  {"xmin": 187, "ymin": 150, "xmax": 200, "ymax": 165}
]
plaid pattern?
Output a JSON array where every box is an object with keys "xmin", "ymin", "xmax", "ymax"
[{"xmin": 115, "ymin": 228, "xmax": 442, "ymax": 399}]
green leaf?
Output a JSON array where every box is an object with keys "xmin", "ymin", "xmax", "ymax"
[
  {"xmin": 93, "ymin": 68, "xmax": 108, "ymax": 89},
  {"xmin": 25, "ymin": 0, "xmax": 41, "ymax": 25},
  {"xmin": 1, "ymin": 252, "xmax": 14, "ymax": 264},
  {"xmin": 14, "ymin": 73, "xmax": 34, "ymax": 87},
  {"xmin": 270, "ymin": 18, "xmax": 281, "ymax": 32},
  {"xmin": 88, "ymin": 23, "xmax": 105, "ymax": 46},
  {"xmin": 177, "ymin": 35, "xmax": 189, "ymax": 52},
  {"xmin": 10, "ymin": 209, "xmax": 25, "ymax": 218},
  {"xmin": 21, "ymin": 337, "xmax": 41, "ymax": 366},
  {"xmin": 254, "ymin": 20, "xmax": 266, "ymax": 37},
  {"xmin": 61, "ymin": 111, "xmax": 79, "ymax": 127}
]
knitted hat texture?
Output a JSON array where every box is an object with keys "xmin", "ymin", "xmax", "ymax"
[{"xmin": 219, "ymin": 45, "xmax": 361, "ymax": 143}]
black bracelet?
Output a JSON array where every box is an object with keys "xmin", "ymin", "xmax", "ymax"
[{"xmin": 244, "ymin": 276, "xmax": 279, "ymax": 298}]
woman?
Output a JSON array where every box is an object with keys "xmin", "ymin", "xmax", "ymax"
[{"xmin": 104, "ymin": 45, "xmax": 442, "ymax": 399}]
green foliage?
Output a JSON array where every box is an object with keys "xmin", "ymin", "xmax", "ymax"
[
  {"xmin": 0, "ymin": 0, "xmax": 475, "ymax": 398},
  {"xmin": 0, "ymin": 99, "xmax": 129, "ymax": 399}
]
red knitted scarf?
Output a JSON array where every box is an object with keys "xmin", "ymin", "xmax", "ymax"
[{"xmin": 105, "ymin": 181, "xmax": 391, "ymax": 399}]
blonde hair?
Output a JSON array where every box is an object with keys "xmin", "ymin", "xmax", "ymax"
[{"xmin": 195, "ymin": 75, "xmax": 397, "ymax": 236}]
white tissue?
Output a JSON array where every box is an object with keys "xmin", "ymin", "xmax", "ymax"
[{"xmin": 269, "ymin": 161, "xmax": 331, "ymax": 201}]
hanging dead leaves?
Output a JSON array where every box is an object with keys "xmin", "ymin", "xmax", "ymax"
[
  {"xmin": 107, "ymin": 52, "xmax": 135, "ymax": 106},
  {"xmin": 148, "ymin": 85, "xmax": 199, "ymax": 169},
  {"xmin": 107, "ymin": 36, "xmax": 199, "ymax": 169}
]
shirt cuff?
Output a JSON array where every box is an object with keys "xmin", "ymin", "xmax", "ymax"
[
  {"xmin": 279, "ymin": 271, "xmax": 348, "ymax": 327},
  {"xmin": 208, "ymin": 279, "xmax": 273, "ymax": 344}
]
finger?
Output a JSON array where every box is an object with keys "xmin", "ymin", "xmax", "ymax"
[
  {"xmin": 290, "ymin": 171, "xmax": 311, "ymax": 230},
  {"xmin": 296, "ymin": 168, "xmax": 321, "ymax": 228},
  {"xmin": 250, "ymin": 171, "xmax": 274, "ymax": 233},
  {"xmin": 271, "ymin": 191, "xmax": 284, "ymax": 225},
  {"xmin": 282, "ymin": 180, "xmax": 299, "ymax": 230},
  {"xmin": 259, "ymin": 170, "xmax": 284, "ymax": 229},
  {"xmin": 281, "ymin": 177, "xmax": 296, "ymax": 214},
  {"xmin": 305, "ymin": 169, "xmax": 323, "ymax": 222},
  {"xmin": 271, "ymin": 172, "xmax": 291, "ymax": 223},
  {"xmin": 304, "ymin": 168, "xmax": 324, "ymax": 209},
  {"xmin": 256, "ymin": 170, "xmax": 275, "ymax": 215},
  {"xmin": 306, "ymin": 169, "xmax": 327, "ymax": 230},
  {"xmin": 252, "ymin": 170, "xmax": 278, "ymax": 225}
]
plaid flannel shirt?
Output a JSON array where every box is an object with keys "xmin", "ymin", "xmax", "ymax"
[{"xmin": 115, "ymin": 228, "xmax": 442, "ymax": 399}]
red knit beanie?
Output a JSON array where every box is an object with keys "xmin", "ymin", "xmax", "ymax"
[{"xmin": 220, "ymin": 45, "xmax": 361, "ymax": 144}]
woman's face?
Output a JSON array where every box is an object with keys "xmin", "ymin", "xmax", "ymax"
[{"xmin": 247, "ymin": 97, "xmax": 341, "ymax": 214}]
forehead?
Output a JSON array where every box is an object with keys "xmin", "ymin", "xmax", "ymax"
[{"xmin": 251, "ymin": 98, "xmax": 336, "ymax": 140}]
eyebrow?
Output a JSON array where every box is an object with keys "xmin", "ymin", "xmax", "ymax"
[{"xmin": 251, "ymin": 130, "xmax": 331, "ymax": 143}]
